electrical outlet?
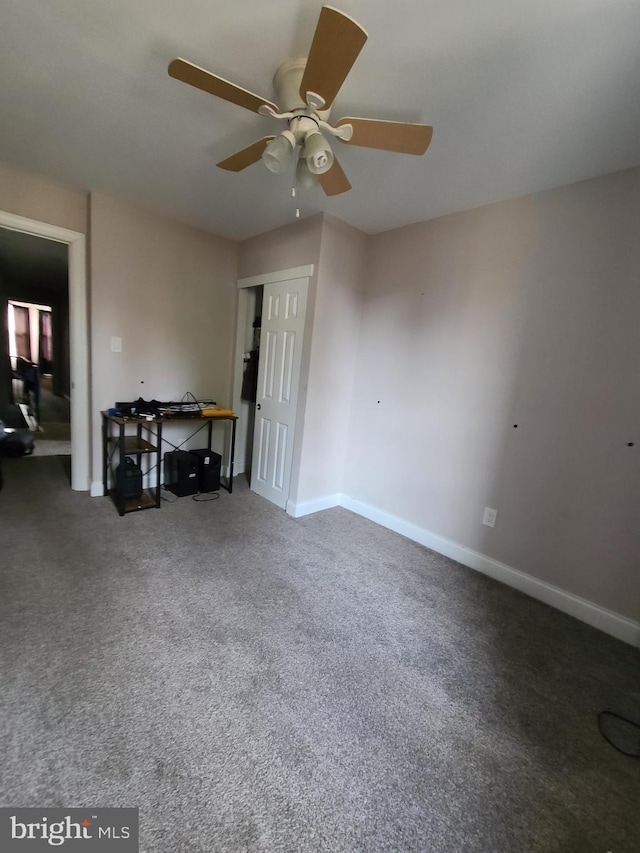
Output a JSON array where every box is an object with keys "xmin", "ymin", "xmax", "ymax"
[
  {"xmin": 111, "ymin": 336, "xmax": 122, "ymax": 353},
  {"xmin": 482, "ymin": 507, "xmax": 497, "ymax": 528}
]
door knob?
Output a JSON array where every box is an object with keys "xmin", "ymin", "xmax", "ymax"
[{"xmin": 256, "ymin": 403, "xmax": 262, "ymax": 410}]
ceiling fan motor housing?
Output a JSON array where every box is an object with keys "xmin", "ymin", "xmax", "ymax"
[{"xmin": 273, "ymin": 58, "xmax": 330, "ymax": 121}]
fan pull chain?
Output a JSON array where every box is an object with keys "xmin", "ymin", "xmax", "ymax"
[{"xmin": 293, "ymin": 152, "xmax": 301, "ymax": 219}]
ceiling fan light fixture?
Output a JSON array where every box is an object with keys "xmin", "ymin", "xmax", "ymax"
[
  {"xmin": 262, "ymin": 129, "xmax": 296, "ymax": 174},
  {"xmin": 303, "ymin": 130, "xmax": 334, "ymax": 175},
  {"xmin": 296, "ymin": 156, "xmax": 319, "ymax": 189}
]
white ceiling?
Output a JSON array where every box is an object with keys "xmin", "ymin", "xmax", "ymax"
[{"xmin": 1, "ymin": 0, "xmax": 639, "ymax": 241}]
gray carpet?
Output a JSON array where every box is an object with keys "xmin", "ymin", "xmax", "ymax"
[
  {"xmin": 34, "ymin": 376, "xmax": 72, "ymax": 442},
  {"xmin": 1, "ymin": 457, "xmax": 639, "ymax": 852},
  {"xmin": 29, "ymin": 438, "xmax": 72, "ymax": 456},
  {"xmin": 35, "ymin": 423, "xmax": 71, "ymax": 443},
  {"xmin": 37, "ymin": 377, "xmax": 71, "ymax": 425}
]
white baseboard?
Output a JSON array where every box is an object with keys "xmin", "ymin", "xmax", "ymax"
[
  {"xmin": 90, "ymin": 481, "xmax": 104, "ymax": 497},
  {"xmin": 340, "ymin": 496, "xmax": 640, "ymax": 648},
  {"xmin": 286, "ymin": 493, "xmax": 342, "ymax": 518}
]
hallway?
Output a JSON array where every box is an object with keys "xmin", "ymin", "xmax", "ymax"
[{"xmin": 33, "ymin": 374, "xmax": 71, "ymax": 456}]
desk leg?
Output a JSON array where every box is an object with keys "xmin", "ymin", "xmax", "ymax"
[
  {"xmin": 155, "ymin": 422, "xmax": 162, "ymax": 508},
  {"xmin": 117, "ymin": 420, "xmax": 126, "ymax": 516},
  {"xmin": 227, "ymin": 418, "xmax": 236, "ymax": 493},
  {"xmin": 101, "ymin": 413, "xmax": 108, "ymax": 497}
]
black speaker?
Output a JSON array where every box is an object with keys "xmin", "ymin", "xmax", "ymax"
[
  {"xmin": 164, "ymin": 450, "xmax": 198, "ymax": 497},
  {"xmin": 189, "ymin": 448, "xmax": 221, "ymax": 493}
]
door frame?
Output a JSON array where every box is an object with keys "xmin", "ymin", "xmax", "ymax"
[
  {"xmin": 0, "ymin": 211, "xmax": 89, "ymax": 491},
  {"xmin": 232, "ymin": 264, "xmax": 313, "ymax": 486}
]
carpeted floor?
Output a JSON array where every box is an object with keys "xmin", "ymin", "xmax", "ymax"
[
  {"xmin": 9, "ymin": 374, "xmax": 72, "ymax": 449},
  {"xmin": 35, "ymin": 378, "xmax": 71, "ymax": 447},
  {"xmin": 35, "ymin": 423, "xmax": 71, "ymax": 442},
  {"xmin": 37, "ymin": 376, "xmax": 71, "ymax": 424},
  {"xmin": 30, "ymin": 437, "xmax": 72, "ymax": 456},
  {"xmin": 1, "ymin": 457, "xmax": 639, "ymax": 852}
]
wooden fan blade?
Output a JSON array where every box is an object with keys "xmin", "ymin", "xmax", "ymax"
[
  {"xmin": 169, "ymin": 58, "xmax": 278, "ymax": 115},
  {"xmin": 337, "ymin": 118, "xmax": 433, "ymax": 155},
  {"xmin": 318, "ymin": 157, "xmax": 351, "ymax": 196},
  {"xmin": 217, "ymin": 137, "xmax": 276, "ymax": 171},
  {"xmin": 299, "ymin": 7, "xmax": 368, "ymax": 110}
]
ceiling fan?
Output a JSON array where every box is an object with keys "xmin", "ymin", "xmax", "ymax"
[{"xmin": 168, "ymin": 5, "xmax": 433, "ymax": 196}]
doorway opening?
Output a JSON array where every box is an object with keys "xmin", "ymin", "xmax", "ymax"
[
  {"xmin": 8, "ymin": 297, "xmax": 71, "ymax": 454},
  {"xmin": 0, "ymin": 212, "xmax": 89, "ymax": 491},
  {"xmin": 237, "ymin": 285, "xmax": 263, "ymax": 482}
]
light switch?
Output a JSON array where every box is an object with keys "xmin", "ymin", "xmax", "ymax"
[{"xmin": 111, "ymin": 336, "xmax": 122, "ymax": 353}]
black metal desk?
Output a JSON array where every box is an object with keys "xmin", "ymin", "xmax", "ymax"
[
  {"xmin": 101, "ymin": 411, "xmax": 238, "ymax": 516},
  {"xmin": 157, "ymin": 412, "xmax": 238, "ymax": 493}
]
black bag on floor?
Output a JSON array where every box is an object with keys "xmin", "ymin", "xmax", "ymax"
[
  {"xmin": 115, "ymin": 456, "xmax": 143, "ymax": 499},
  {"xmin": 0, "ymin": 421, "xmax": 35, "ymax": 457}
]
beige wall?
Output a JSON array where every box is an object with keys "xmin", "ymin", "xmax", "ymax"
[
  {"xmin": 237, "ymin": 216, "xmax": 324, "ymax": 281},
  {"xmin": 295, "ymin": 215, "xmax": 368, "ymax": 504},
  {"xmin": 237, "ymin": 214, "xmax": 369, "ymax": 506},
  {"xmin": 90, "ymin": 192, "xmax": 238, "ymax": 486},
  {"xmin": 345, "ymin": 167, "xmax": 640, "ymax": 621},
  {"xmin": 0, "ymin": 161, "xmax": 87, "ymax": 234}
]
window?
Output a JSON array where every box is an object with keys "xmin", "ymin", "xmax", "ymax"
[{"xmin": 11, "ymin": 304, "xmax": 31, "ymax": 360}]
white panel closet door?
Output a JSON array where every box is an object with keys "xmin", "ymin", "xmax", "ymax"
[{"xmin": 250, "ymin": 277, "xmax": 308, "ymax": 508}]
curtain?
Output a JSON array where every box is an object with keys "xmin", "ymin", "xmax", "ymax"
[{"xmin": 40, "ymin": 310, "xmax": 53, "ymax": 373}]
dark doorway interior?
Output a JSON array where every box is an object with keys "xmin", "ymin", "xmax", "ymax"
[{"xmin": 0, "ymin": 229, "xmax": 70, "ymax": 456}]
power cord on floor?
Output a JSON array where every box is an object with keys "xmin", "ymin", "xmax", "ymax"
[
  {"xmin": 160, "ymin": 489, "xmax": 220, "ymax": 503},
  {"xmin": 597, "ymin": 710, "xmax": 640, "ymax": 758}
]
